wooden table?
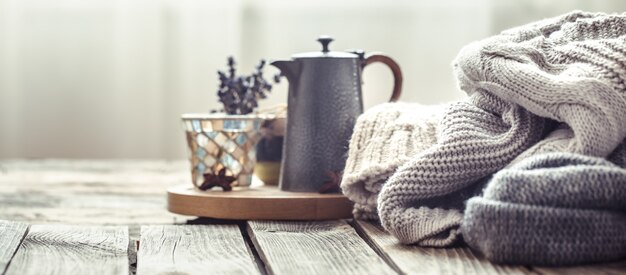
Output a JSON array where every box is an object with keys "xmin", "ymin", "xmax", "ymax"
[{"xmin": 1, "ymin": 160, "xmax": 624, "ymax": 275}]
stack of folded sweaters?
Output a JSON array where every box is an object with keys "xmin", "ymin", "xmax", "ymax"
[{"xmin": 341, "ymin": 11, "xmax": 626, "ymax": 266}]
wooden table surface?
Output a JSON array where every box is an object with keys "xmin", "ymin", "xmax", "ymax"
[{"xmin": 0, "ymin": 160, "xmax": 625, "ymax": 275}]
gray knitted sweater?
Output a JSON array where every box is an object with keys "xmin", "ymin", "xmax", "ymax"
[
  {"xmin": 463, "ymin": 152, "xmax": 626, "ymax": 265},
  {"xmin": 341, "ymin": 11, "xmax": 626, "ymax": 265}
]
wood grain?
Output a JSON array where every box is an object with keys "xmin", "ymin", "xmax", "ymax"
[
  {"xmin": 0, "ymin": 220, "xmax": 28, "ymax": 274},
  {"xmin": 0, "ymin": 207, "xmax": 185, "ymax": 225},
  {"xmin": 0, "ymin": 160, "xmax": 189, "ymax": 224},
  {"xmin": 5, "ymin": 225, "xmax": 129, "ymax": 275},
  {"xmin": 355, "ymin": 220, "xmax": 533, "ymax": 275},
  {"xmin": 168, "ymin": 184, "xmax": 353, "ymax": 220},
  {"xmin": 248, "ymin": 220, "xmax": 395, "ymax": 275},
  {"xmin": 137, "ymin": 225, "xmax": 259, "ymax": 275}
]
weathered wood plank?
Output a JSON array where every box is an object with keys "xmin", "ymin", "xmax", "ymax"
[
  {"xmin": 0, "ymin": 220, "xmax": 28, "ymax": 274},
  {"xmin": 0, "ymin": 159, "xmax": 190, "ymax": 225},
  {"xmin": 534, "ymin": 261, "xmax": 626, "ymax": 275},
  {"xmin": 0, "ymin": 207, "xmax": 186, "ymax": 225},
  {"xmin": 137, "ymin": 225, "xmax": 259, "ymax": 275},
  {"xmin": 355, "ymin": 220, "xmax": 533, "ymax": 275},
  {"xmin": 5, "ymin": 225, "xmax": 129, "ymax": 275},
  {"xmin": 248, "ymin": 220, "xmax": 395, "ymax": 275}
]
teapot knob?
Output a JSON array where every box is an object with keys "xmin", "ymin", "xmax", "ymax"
[{"xmin": 317, "ymin": 36, "xmax": 333, "ymax": 53}]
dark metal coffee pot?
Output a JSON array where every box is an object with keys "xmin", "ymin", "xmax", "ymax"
[{"xmin": 271, "ymin": 36, "xmax": 403, "ymax": 192}]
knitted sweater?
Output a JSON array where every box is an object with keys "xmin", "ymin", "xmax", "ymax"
[
  {"xmin": 341, "ymin": 10, "xmax": 626, "ymax": 264},
  {"xmin": 378, "ymin": 10, "xmax": 626, "ymax": 246},
  {"xmin": 341, "ymin": 102, "xmax": 444, "ymax": 220},
  {"xmin": 463, "ymin": 153, "xmax": 626, "ymax": 266},
  {"xmin": 378, "ymin": 92, "xmax": 548, "ymax": 246}
]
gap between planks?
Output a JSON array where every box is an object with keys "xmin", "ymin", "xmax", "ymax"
[
  {"xmin": 0, "ymin": 221, "xmax": 28, "ymax": 275},
  {"xmin": 238, "ymin": 222, "xmax": 269, "ymax": 275}
]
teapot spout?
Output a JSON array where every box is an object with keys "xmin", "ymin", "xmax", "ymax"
[{"xmin": 271, "ymin": 59, "xmax": 300, "ymax": 83}]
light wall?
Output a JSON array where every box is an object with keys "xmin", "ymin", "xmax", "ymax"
[{"xmin": 0, "ymin": 0, "xmax": 624, "ymax": 159}]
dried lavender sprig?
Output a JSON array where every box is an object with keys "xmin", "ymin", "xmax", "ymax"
[{"xmin": 216, "ymin": 57, "xmax": 281, "ymax": 115}]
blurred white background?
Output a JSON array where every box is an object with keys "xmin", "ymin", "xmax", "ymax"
[{"xmin": 0, "ymin": 0, "xmax": 624, "ymax": 159}]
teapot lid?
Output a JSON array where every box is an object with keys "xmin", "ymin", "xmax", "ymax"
[{"xmin": 292, "ymin": 36, "xmax": 358, "ymax": 59}]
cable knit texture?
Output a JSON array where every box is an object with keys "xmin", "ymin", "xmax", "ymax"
[
  {"xmin": 341, "ymin": 102, "xmax": 445, "ymax": 220},
  {"xmin": 463, "ymin": 153, "xmax": 626, "ymax": 266},
  {"xmin": 453, "ymin": 11, "xmax": 626, "ymax": 157},
  {"xmin": 338, "ymin": 10, "xmax": 626, "ymax": 262}
]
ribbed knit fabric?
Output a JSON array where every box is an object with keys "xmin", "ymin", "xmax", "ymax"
[
  {"xmin": 341, "ymin": 102, "xmax": 445, "ymax": 220},
  {"xmin": 374, "ymin": 10, "xmax": 626, "ymax": 249},
  {"xmin": 463, "ymin": 153, "xmax": 626, "ymax": 266},
  {"xmin": 377, "ymin": 92, "xmax": 548, "ymax": 246}
]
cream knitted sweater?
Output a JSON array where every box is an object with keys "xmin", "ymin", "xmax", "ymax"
[
  {"xmin": 342, "ymin": 10, "xmax": 626, "ymax": 255},
  {"xmin": 341, "ymin": 102, "xmax": 444, "ymax": 220}
]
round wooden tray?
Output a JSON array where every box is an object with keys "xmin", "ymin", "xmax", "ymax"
[{"xmin": 167, "ymin": 184, "xmax": 354, "ymax": 220}]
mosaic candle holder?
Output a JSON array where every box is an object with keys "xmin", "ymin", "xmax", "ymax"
[{"xmin": 182, "ymin": 113, "xmax": 267, "ymax": 189}]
